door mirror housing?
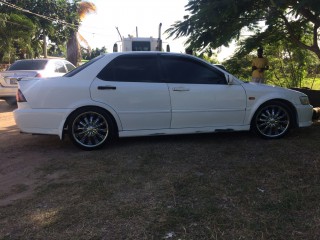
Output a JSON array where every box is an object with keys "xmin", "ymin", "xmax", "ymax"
[{"xmin": 226, "ymin": 74, "xmax": 234, "ymax": 85}]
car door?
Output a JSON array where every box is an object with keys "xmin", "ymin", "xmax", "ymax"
[
  {"xmin": 160, "ymin": 54, "xmax": 247, "ymax": 128},
  {"xmin": 90, "ymin": 54, "xmax": 171, "ymax": 130}
]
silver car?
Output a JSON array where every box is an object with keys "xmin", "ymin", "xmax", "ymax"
[{"xmin": 0, "ymin": 58, "xmax": 75, "ymax": 105}]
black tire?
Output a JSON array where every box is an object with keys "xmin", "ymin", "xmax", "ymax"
[
  {"xmin": 68, "ymin": 107, "xmax": 115, "ymax": 150},
  {"xmin": 251, "ymin": 101, "xmax": 292, "ymax": 139}
]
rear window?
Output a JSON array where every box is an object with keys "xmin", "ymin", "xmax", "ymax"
[{"xmin": 8, "ymin": 60, "xmax": 48, "ymax": 70}]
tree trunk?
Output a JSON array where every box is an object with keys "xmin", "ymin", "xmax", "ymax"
[
  {"xmin": 67, "ymin": 32, "xmax": 81, "ymax": 66},
  {"xmin": 43, "ymin": 33, "xmax": 47, "ymax": 58}
]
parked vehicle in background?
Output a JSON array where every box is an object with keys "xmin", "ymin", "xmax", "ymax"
[
  {"xmin": 0, "ymin": 59, "xmax": 75, "ymax": 105},
  {"xmin": 14, "ymin": 52, "xmax": 313, "ymax": 150},
  {"xmin": 113, "ymin": 23, "xmax": 170, "ymax": 53}
]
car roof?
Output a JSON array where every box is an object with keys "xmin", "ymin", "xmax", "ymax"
[
  {"xmin": 102, "ymin": 51, "xmax": 187, "ymax": 56},
  {"xmin": 100, "ymin": 51, "xmax": 206, "ymax": 63}
]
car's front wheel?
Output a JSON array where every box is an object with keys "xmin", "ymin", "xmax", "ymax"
[
  {"xmin": 252, "ymin": 101, "xmax": 292, "ymax": 139},
  {"xmin": 68, "ymin": 107, "xmax": 115, "ymax": 150}
]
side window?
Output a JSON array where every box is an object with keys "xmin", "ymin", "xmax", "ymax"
[
  {"xmin": 55, "ymin": 61, "xmax": 67, "ymax": 73},
  {"xmin": 65, "ymin": 62, "xmax": 75, "ymax": 72},
  {"xmin": 160, "ymin": 56, "xmax": 226, "ymax": 84},
  {"xmin": 97, "ymin": 55, "xmax": 160, "ymax": 82}
]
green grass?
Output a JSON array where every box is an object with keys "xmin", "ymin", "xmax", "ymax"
[
  {"xmin": 1, "ymin": 127, "xmax": 320, "ymax": 239},
  {"xmin": 300, "ymin": 77, "xmax": 320, "ymax": 90}
]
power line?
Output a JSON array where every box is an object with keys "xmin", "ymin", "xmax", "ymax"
[
  {"xmin": 0, "ymin": 0, "xmax": 79, "ymax": 30},
  {"xmin": 0, "ymin": 1, "xmax": 113, "ymax": 42},
  {"xmin": 0, "ymin": 17, "xmax": 34, "ymax": 29}
]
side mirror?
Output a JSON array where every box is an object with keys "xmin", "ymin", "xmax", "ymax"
[{"xmin": 226, "ymin": 74, "xmax": 234, "ymax": 85}]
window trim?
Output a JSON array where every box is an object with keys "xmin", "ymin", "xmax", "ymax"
[
  {"xmin": 159, "ymin": 54, "xmax": 227, "ymax": 85},
  {"xmin": 97, "ymin": 54, "xmax": 162, "ymax": 83}
]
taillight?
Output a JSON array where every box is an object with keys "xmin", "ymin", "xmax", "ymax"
[
  {"xmin": 35, "ymin": 73, "xmax": 43, "ymax": 77},
  {"xmin": 16, "ymin": 89, "xmax": 27, "ymax": 102}
]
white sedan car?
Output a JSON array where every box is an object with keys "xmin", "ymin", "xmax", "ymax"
[
  {"xmin": 14, "ymin": 52, "xmax": 313, "ymax": 150},
  {"xmin": 0, "ymin": 58, "xmax": 75, "ymax": 105}
]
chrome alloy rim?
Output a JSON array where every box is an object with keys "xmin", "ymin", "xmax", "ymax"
[
  {"xmin": 72, "ymin": 111, "xmax": 109, "ymax": 148},
  {"xmin": 255, "ymin": 105, "xmax": 290, "ymax": 138}
]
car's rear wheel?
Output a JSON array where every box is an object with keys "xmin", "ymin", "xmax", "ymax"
[
  {"xmin": 252, "ymin": 101, "xmax": 292, "ymax": 139},
  {"xmin": 68, "ymin": 107, "xmax": 115, "ymax": 150}
]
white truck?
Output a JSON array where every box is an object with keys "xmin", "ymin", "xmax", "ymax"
[{"xmin": 113, "ymin": 23, "xmax": 170, "ymax": 52}]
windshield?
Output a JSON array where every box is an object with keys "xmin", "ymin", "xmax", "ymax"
[
  {"xmin": 132, "ymin": 41, "xmax": 151, "ymax": 51},
  {"xmin": 8, "ymin": 60, "xmax": 48, "ymax": 70}
]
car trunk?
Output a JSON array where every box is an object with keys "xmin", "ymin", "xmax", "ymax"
[{"xmin": 0, "ymin": 70, "xmax": 39, "ymax": 87}]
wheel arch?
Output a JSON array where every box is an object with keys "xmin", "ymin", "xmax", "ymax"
[
  {"xmin": 250, "ymin": 98, "xmax": 298, "ymax": 129},
  {"xmin": 62, "ymin": 105, "xmax": 120, "ymax": 138}
]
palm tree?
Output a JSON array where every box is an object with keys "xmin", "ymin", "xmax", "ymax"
[{"xmin": 67, "ymin": 1, "xmax": 96, "ymax": 66}]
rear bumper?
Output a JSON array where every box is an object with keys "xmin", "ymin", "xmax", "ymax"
[
  {"xmin": 13, "ymin": 107, "xmax": 71, "ymax": 139},
  {"xmin": 0, "ymin": 85, "xmax": 17, "ymax": 98}
]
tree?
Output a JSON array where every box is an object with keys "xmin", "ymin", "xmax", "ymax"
[
  {"xmin": 66, "ymin": 1, "xmax": 96, "ymax": 66},
  {"xmin": 223, "ymin": 40, "xmax": 319, "ymax": 88},
  {"xmin": 0, "ymin": 0, "xmax": 78, "ymax": 60},
  {"xmin": 0, "ymin": 13, "xmax": 35, "ymax": 63},
  {"xmin": 81, "ymin": 46, "xmax": 107, "ymax": 60},
  {"xmin": 166, "ymin": 0, "xmax": 320, "ymax": 59}
]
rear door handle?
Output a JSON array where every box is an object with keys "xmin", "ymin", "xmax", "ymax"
[
  {"xmin": 173, "ymin": 87, "xmax": 190, "ymax": 91},
  {"xmin": 97, "ymin": 85, "xmax": 116, "ymax": 90}
]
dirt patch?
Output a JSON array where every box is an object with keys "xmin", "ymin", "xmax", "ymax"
[{"xmin": 0, "ymin": 100, "xmax": 66, "ymax": 206}]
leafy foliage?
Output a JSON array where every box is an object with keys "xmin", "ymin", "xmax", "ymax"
[
  {"xmin": 0, "ymin": 13, "xmax": 35, "ymax": 62},
  {"xmin": 166, "ymin": 0, "xmax": 320, "ymax": 59},
  {"xmin": 0, "ymin": 0, "xmax": 81, "ymax": 62},
  {"xmin": 81, "ymin": 46, "xmax": 107, "ymax": 60},
  {"xmin": 223, "ymin": 40, "xmax": 320, "ymax": 88}
]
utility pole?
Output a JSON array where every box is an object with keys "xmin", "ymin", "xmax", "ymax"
[{"xmin": 43, "ymin": 33, "xmax": 47, "ymax": 58}]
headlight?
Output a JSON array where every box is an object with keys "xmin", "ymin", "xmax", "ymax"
[{"xmin": 299, "ymin": 96, "xmax": 310, "ymax": 105}]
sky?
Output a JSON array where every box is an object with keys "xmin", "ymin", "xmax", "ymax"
[{"xmin": 78, "ymin": 0, "xmax": 234, "ymax": 61}]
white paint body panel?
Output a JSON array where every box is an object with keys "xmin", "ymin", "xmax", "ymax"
[{"xmin": 13, "ymin": 52, "xmax": 313, "ymax": 141}]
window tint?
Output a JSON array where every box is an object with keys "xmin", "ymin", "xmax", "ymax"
[
  {"xmin": 160, "ymin": 56, "xmax": 226, "ymax": 84},
  {"xmin": 97, "ymin": 55, "xmax": 160, "ymax": 83},
  {"xmin": 55, "ymin": 61, "xmax": 67, "ymax": 73},
  {"xmin": 132, "ymin": 41, "xmax": 151, "ymax": 51},
  {"xmin": 8, "ymin": 60, "xmax": 48, "ymax": 70},
  {"xmin": 65, "ymin": 62, "xmax": 75, "ymax": 72}
]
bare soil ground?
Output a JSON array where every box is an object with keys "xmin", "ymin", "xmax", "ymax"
[
  {"xmin": 0, "ymin": 100, "xmax": 71, "ymax": 206},
  {"xmin": 1, "ymin": 99, "xmax": 320, "ymax": 239}
]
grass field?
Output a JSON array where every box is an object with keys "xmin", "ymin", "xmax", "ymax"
[{"xmin": 1, "ymin": 122, "xmax": 320, "ymax": 239}]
